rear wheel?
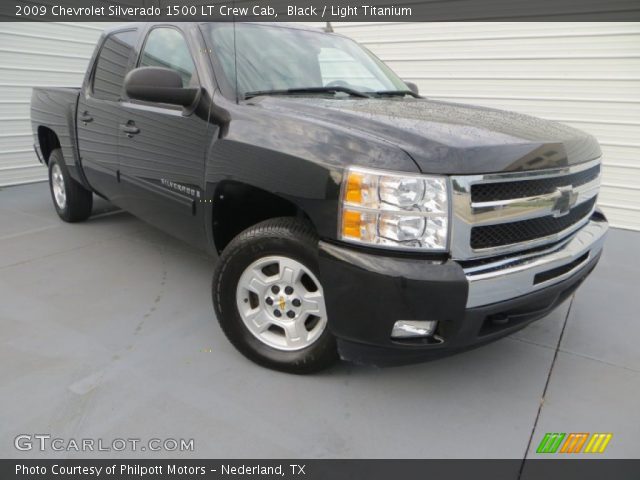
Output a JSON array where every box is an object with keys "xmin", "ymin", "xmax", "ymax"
[
  {"xmin": 48, "ymin": 149, "xmax": 93, "ymax": 222},
  {"xmin": 212, "ymin": 218, "xmax": 338, "ymax": 373}
]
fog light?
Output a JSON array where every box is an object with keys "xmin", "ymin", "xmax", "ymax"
[{"xmin": 391, "ymin": 320, "xmax": 437, "ymax": 339}]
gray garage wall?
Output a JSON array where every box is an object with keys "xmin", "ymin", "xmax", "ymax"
[
  {"xmin": 0, "ymin": 22, "xmax": 106, "ymax": 185},
  {"xmin": 1, "ymin": 21, "xmax": 639, "ymax": 231}
]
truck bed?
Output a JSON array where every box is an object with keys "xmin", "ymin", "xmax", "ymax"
[{"xmin": 30, "ymin": 86, "xmax": 80, "ymax": 171}]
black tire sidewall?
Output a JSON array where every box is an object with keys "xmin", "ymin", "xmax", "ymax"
[{"xmin": 213, "ymin": 221, "xmax": 337, "ymax": 373}]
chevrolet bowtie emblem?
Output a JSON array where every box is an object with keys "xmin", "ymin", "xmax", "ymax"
[
  {"xmin": 278, "ymin": 296, "xmax": 286, "ymax": 311},
  {"xmin": 552, "ymin": 186, "xmax": 579, "ymax": 217}
]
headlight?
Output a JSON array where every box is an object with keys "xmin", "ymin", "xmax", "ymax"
[{"xmin": 339, "ymin": 167, "xmax": 449, "ymax": 251}]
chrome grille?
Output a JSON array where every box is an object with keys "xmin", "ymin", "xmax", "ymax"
[
  {"xmin": 450, "ymin": 158, "xmax": 601, "ymax": 260},
  {"xmin": 471, "ymin": 164, "xmax": 600, "ymax": 202},
  {"xmin": 470, "ymin": 197, "xmax": 596, "ymax": 249}
]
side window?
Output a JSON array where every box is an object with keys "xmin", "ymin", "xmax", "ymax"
[
  {"xmin": 92, "ymin": 30, "xmax": 137, "ymax": 101},
  {"xmin": 140, "ymin": 28, "xmax": 197, "ymax": 87}
]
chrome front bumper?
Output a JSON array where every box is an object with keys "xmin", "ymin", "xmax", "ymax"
[{"xmin": 464, "ymin": 215, "xmax": 608, "ymax": 308}]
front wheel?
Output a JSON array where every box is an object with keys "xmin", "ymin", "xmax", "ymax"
[{"xmin": 212, "ymin": 218, "xmax": 338, "ymax": 374}]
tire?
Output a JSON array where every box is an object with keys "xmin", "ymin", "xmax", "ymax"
[
  {"xmin": 213, "ymin": 218, "xmax": 339, "ymax": 374},
  {"xmin": 48, "ymin": 149, "xmax": 93, "ymax": 222}
]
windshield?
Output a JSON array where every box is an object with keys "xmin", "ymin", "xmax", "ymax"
[{"xmin": 203, "ymin": 23, "xmax": 408, "ymax": 99}]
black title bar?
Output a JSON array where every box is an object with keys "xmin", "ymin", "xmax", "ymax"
[
  {"xmin": 3, "ymin": 0, "xmax": 640, "ymax": 22},
  {"xmin": 2, "ymin": 459, "xmax": 640, "ymax": 480}
]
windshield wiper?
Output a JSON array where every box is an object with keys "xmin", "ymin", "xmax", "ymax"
[
  {"xmin": 244, "ymin": 86, "xmax": 371, "ymax": 100},
  {"xmin": 372, "ymin": 90, "xmax": 420, "ymax": 98}
]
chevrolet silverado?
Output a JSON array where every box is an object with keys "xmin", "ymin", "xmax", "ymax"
[{"xmin": 31, "ymin": 22, "xmax": 608, "ymax": 373}]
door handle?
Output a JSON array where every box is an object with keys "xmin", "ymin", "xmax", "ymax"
[
  {"xmin": 120, "ymin": 123, "xmax": 140, "ymax": 137},
  {"xmin": 79, "ymin": 112, "xmax": 93, "ymax": 123}
]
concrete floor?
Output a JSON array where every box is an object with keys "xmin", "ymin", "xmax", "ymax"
[{"xmin": 1, "ymin": 182, "xmax": 639, "ymax": 463}]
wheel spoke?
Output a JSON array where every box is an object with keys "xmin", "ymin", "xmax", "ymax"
[
  {"xmin": 301, "ymin": 292, "xmax": 326, "ymax": 316},
  {"xmin": 243, "ymin": 308, "xmax": 271, "ymax": 332},
  {"xmin": 282, "ymin": 319, "xmax": 308, "ymax": 347},
  {"xmin": 247, "ymin": 274, "xmax": 269, "ymax": 295},
  {"xmin": 279, "ymin": 264, "xmax": 296, "ymax": 285},
  {"xmin": 303, "ymin": 299, "xmax": 319, "ymax": 314}
]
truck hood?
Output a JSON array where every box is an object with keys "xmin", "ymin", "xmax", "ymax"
[{"xmin": 249, "ymin": 96, "xmax": 601, "ymax": 175}]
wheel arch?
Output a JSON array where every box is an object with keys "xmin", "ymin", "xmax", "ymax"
[
  {"xmin": 212, "ymin": 180, "xmax": 317, "ymax": 254},
  {"xmin": 37, "ymin": 126, "xmax": 61, "ymax": 164}
]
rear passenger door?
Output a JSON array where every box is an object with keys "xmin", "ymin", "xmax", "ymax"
[
  {"xmin": 77, "ymin": 29, "xmax": 137, "ymax": 203},
  {"xmin": 118, "ymin": 25, "xmax": 210, "ymax": 246}
]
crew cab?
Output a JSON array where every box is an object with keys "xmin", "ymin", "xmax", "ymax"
[{"xmin": 31, "ymin": 22, "xmax": 608, "ymax": 373}]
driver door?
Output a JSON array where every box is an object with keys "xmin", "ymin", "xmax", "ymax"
[{"xmin": 117, "ymin": 25, "xmax": 210, "ymax": 247}]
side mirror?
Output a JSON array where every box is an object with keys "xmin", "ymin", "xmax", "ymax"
[
  {"xmin": 124, "ymin": 67, "xmax": 199, "ymax": 107},
  {"xmin": 405, "ymin": 81, "xmax": 419, "ymax": 96}
]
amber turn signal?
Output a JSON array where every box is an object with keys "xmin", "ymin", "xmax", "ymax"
[
  {"xmin": 344, "ymin": 172, "xmax": 363, "ymax": 204},
  {"xmin": 341, "ymin": 209, "xmax": 362, "ymax": 239}
]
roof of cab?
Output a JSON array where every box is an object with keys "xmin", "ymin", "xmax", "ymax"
[{"xmin": 102, "ymin": 22, "xmax": 328, "ymax": 36}]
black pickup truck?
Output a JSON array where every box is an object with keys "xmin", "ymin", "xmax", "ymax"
[{"xmin": 31, "ymin": 22, "xmax": 608, "ymax": 373}]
